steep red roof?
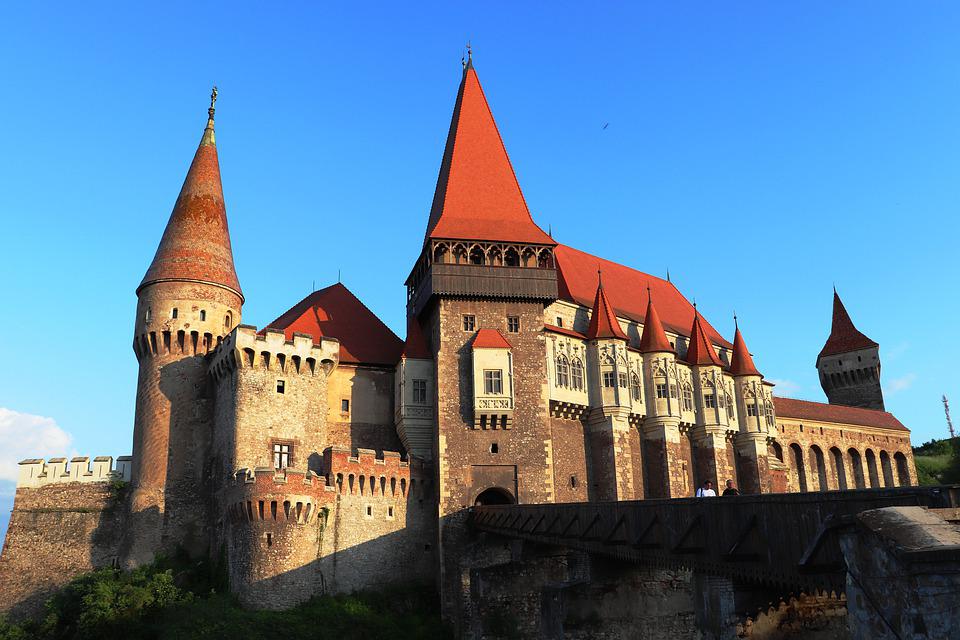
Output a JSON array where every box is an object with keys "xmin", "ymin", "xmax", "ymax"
[
  {"xmin": 423, "ymin": 61, "xmax": 554, "ymax": 245},
  {"xmin": 729, "ymin": 322, "xmax": 761, "ymax": 377},
  {"xmin": 403, "ymin": 314, "xmax": 432, "ymax": 359},
  {"xmin": 685, "ymin": 312, "xmax": 723, "ymax": 367},
  {"xmin": 819, "ymin": 291, "xmax": 878, "ymax": 359},
  {"xmin": 265, "ymin": 283, "xmax": 402, "ymax": 366},
  {"xmin": 139, "ymin": 109, "xmax": 242, "ymax": 298},
  {"xmin": 587, "ymin": 277, "xmax": 628, "ymax": 340},
  {"xmin": 472, "ymin": 328, "xmax": 512, "ymax": 349},
  {"xmin": 638, "ymin": 293, "xmax": 674, "ymax": 353},
  {"xmin": 554, "ymin": 244, "xmax": 731, "ymax": 349},
  {"xmin": 773, "ymin": 397, "xmax": 908, "ymax": 432}
]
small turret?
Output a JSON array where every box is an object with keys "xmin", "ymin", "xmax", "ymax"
[{"xmin": 816, "ymin": 290, "xmax": 884, "ymax": 411}]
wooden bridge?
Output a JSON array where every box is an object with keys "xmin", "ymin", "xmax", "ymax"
[{"xmin": 469, "ymin": 485, "xmax": 960, "ymax": 594}]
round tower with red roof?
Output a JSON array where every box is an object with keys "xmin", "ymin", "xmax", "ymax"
[{"xmin": 127, "ymin": 91, "xmax": 244, "ymax": 565}]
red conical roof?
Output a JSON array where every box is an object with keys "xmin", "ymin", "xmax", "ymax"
[
  {"xmin": 403, "ymin": 314, "xmax": 432, "ymax": 359},
  {"xmin": 638, "ymin": 292, "xmax": 674, "ymax": 353},
  {"xmin": 685, "ymin": 311, "xmax": 722, "ymax": 366},
  {"xmin": 729, "ymin": 321, "xmax": 761, "ymax": 377},
  {"xmin": 818, "ymin": 290, "xmax": 878, "ymax": 359},
  {"xmin": 424, "ymin": 60, "xmax": 554, "ymax": 245},
  {"xmin": 139, "ymin": 106, "xmax": 242, "ymax": 299},
  {"xmin": 587, "ymin": 276, "xmax": 628, "ymax": 340}
]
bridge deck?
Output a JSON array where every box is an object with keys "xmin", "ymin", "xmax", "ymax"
[{"xmin": 469, "ymin": 486, "xmax": 960, "ymax": 593}]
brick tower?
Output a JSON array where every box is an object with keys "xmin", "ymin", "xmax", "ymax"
[
  {"xmin": 126, "ymin": 90, "xmax": 243, "ymax": 564},
  {"xmin": 404, "ymin": 54, "xmax": 558, "ymax": 627},
  {"xmin": 816, "ymin": 290, "xmax": 883, "ymax": 410}
]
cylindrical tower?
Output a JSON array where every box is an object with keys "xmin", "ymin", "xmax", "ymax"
[{"xmin": 126, "ymin": 90, "xmax": 243, "ymax": 565}]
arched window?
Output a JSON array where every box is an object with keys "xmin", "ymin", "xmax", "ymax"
[
  {"xmin": 830, "ymin": 447, "xmax": 848, "ymax": 490},
  {"xmin": 469, "ymin": 245, "xmax": 485, "ymax": 265},
  {"xmin": 769, "ymin": 441, "xmax": 784, "ymax": 462},
  {"xmin": 865, "ymin": 449, "xmax": 880, "ymax": 488},
  {"xmin": 848, "ymin": 448, "xmax": 866, "ymax": 489},
  {"xmin": 224, "ymin": 312, "xmax": 233, "ymax": 330},
  {"xmin": 894, "ymin": 452, "xmax": 911, "ymax": 486},
  {"xmin": 809, "ymin": 445, "xmax": 828, "ymax": 491},
  {"xmin": 570, "ymin": 359, "xmax": 584, "ymax": 391},
  {"xmin": 433, "ymin": 243, "xmax": 449, "ymax": 264},
  {"xmin": 789, "ymin": 443, "xmax": 808, "ymax": 493},
  {"xmin": 631, "ymin": 373, "xmax": 642, "ymax": 401},
  {"xmin": 504, "ymin": 248, "xmax": 520, "ymax": 267},
  {"xmin": 538, "ymin": 249, "xmax": 553, "ymax": 269},
  {"xmin": 555, "ymin": 355, "xmax": 570, "ymax": 388},
  {"xmin": 880, "ymin": 450, "xmax": 894, "ymax": 487}
]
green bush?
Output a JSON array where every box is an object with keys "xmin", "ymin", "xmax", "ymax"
[
  {"xmin": 2, "ymin": 555, "xmax": 448, "ymax": 640},
  {"xmin": 914, "ymin": 437, "xmax": 960, "ymax": 485}
]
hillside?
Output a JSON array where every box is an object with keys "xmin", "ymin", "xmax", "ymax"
[{"xmin": 913, "ymin": 436, "xmax": 960, "ymax": 485}]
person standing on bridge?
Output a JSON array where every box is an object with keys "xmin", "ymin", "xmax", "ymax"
[
  {"xmin": 696, "ymin": 480, "xmax": 717, "ymax": 497},
  {"xmin": 722, "ymin": 479, "xmax": 740, "ymax": 496}
]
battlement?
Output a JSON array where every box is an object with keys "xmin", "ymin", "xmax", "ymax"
[
  {"xmin": 209, "ymin": 325, "xmax": 340, "ymax": 381},
  {"xmin": 323, "ymin": 447, "xmax": 421, "ymax": 498},
  {"xmin": 16, "ymin": 456, "xmax": 132, "ymax": 489},
  {"xmin": 133, "ymin": 327, "xmax": 224, "ymax": 360},
  {"xmin": 228, "ymin": 467, "xmax": 334, "ymax": 526}
]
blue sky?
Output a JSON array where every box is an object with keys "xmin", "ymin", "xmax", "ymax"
[{"xmin": 1, "ymin": 3, "xmax": 958, "ymax": 539}]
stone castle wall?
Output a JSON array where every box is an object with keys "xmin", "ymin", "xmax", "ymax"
[{"xmin": 0, "ymin": 458, "xmax": 130, "ymax": 616}]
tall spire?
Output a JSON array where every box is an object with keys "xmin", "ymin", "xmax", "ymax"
[
  {"xmin": 729, "ymin": 316, "xmax": 761, "ymax": 377},
  {"xmin": 138, "ymin": 88, "xmax": 242, "ymax": 299},
  {"xmin": 639, "ymin": 287, "xmax": 674, "ymax": 353},
  {"xmin": 424, "ymin": 57, "xmax": 554, "ymax": 245},
  {"xmin": 818, "ymin": 290, "xmax": 877, "ymax": 358},
  {"xmin": 586, "ymin": 273, "xmax": 627, "ymax": 340},
  {"xmin": 685, "ymin": 309, "xmax": 722, "ymax": 366}
]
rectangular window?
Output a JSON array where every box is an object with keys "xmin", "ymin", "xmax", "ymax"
[
  {"xmin": 341, "ymin": 398, "xmax": 350, "ymax": 413},
  {"xmin": 273, "ymin": 443, "xmax": 290, "ymax": 469},
  {"xmin": 618, "ymin": 372, "xmax": 628, "ymax": 388},
  {"xmin": 747, "ymin": 403, "xmax": 758, "ymax": 417},
  {"xmin": 656, "ymin": 383, "xmax": 668, "ymax": 399},
  {"xmin": 556, "ymin": 317, "xmax": 564, "ymax": 327},
  {"xmin": 171, "ymin": 308, "xmax": 178, "ymax": 319},
  {"xmin": 571, "ymin": 362, "xmax": 584, "ymax": 390},
  {"xmin": 462, "ymin": 315, "xmax": 476, "ymax": 331},
  {"xmin": 413, "ymin": 379, "xmax": 427, "ymax": 404},
  {"xmin": 669, "ymin": 384, "xmax": 677, "ymax": 398},
  {"xmin": 507, "ymin": 316, "xmax": 520, "ymax": 333},
  {"xmin": 276, "ymin": 380, "xmax": 285, "ymax": 394},
  {"xmin": 704, "ymin": 394, "xmax": 717, "ymax": 409},
  {"xmin": 483, "ymin": 369, "xmax": 503, "ymax": 395},
  {"xmin": 682, "ymin": 389, "xmax": 694, "ymax": 411},
  {"xmin": 603, "ymin": 371, "xmax": 616, "ymax": 388},
  {"xmin": 200, "ymin": 309, "xmax": 206, "ymax": 321}
]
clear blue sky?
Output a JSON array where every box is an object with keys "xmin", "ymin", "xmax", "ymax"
[{"xmin": 1, "ymin": 3, "xmax": 958, "ymax": 537}]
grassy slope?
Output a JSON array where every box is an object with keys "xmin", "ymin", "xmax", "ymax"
[{"xmin": 913, "ymin": 436, "xmax": 960, "ymax": 485}]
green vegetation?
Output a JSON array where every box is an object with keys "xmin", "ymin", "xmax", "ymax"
[
  {"xmin": 913, "ymin": 437, "xmax": 960, "ymax": 485},
  {"xmin": 0, "ymin": 554, "xmax": 448, "ymax": 640}
]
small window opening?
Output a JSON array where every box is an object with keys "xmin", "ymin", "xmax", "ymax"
[
  {"xmin": 200, "ymin": 309, "xmax": 206, "ymax": 321},
  {"xmin": 462, "ymin": 315, "xmax": 476, "ymax": 331},
  {"xmin": 276, "ymin": 380, "xmax": 285, "ymax": 394},
  {"xmin": 145, "ymin": 308, "xmax": 151, "ymax": 322},
  {"xmin": 556, "ymin": 317, "xmax": 564, "ymax": 327},
  {"xmin": 341, "ymin": 399, "xmax": 350, "ymax": 413},
  {"xmin": 266, "ymin": 533, "xmax": 272, "ymax": 547},
  {"xmin": 387, "ymin": 506, "xmax": 394, "ymax": 518},
  {"xmin": 507, "ymin": 316, "xmax": 520, "ymax": 333},
  {"xmin": 570, "ymin": 475, "xmax": 578, "ymax": 488},
  {"xmin": 171, "ymin": 308, "xmax": 178, "ymax": 319},
  {"xmin": 273, "ymin": 443, "xmax": 290, "ymax": 469},
  {"xmin": 490, "ymin": 443, "xmax": 499, "ymax": 454},
  {"xmin": 366, "ymin": 505, "xmax": 373, "ymax": 517}
]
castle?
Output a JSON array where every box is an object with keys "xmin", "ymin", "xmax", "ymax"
[{"xmin": 0, "ymin": 58, "xmax": 917, "ymax": 624}]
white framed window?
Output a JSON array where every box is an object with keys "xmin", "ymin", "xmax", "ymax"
[
  {"xmin": 682, "ymin": 387, "xmax": 694, "ymax": 411},
  {"xmin": 656, "ymin": 383, "xmax": 668, "ymax": 399},
  {"xmin": 704, "ymin": 394, "xmax": 717, "ymax": 409},
  {"xmin": 603, "ymin": 371, "xmax": 616, "ymax": 388},
  {"xmin": 272, "ymin": 443, "xmax": 290, "ymax": 469},
  {"xmin": 618, "ymin": 372, "xmax": 628, "ymax": 388},
  {"xmin": 483, "ymin": 370, "xmax": 503, "ymax": 395},
  {"xmin": 556, "ymin": 356, "xmax": 569, "ymax": 387},
  {"xmin": 413, "ymin": 379, "xmax": 427, "ymax": 404},
  {"xmin": 747, "ymin": 402, "xmax": 758, "ymax": 417},
  {"xmin": 571, "ymin": 359, "xmax": 584, "ymax": 390}
]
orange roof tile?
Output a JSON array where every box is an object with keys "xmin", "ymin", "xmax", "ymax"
[
  {"xmin": 424, "ymin": 61, "xmax": 554, "ymax": 245},
  {"xmin": 472, "ymin": 328, "xmax": 512, "ymax": 349},
  {"xmin": 554, "ymin": 244, "xmax": 731, "ymax": 349},
  {"xmin": 685, "ymin": 312, "xmax": 723, "ymax": 367},
  {"xmin": 403, "ymin": 314, "xmax": 432, "ymax": 359},
  {"xmin": 139, "ymin": 113, "xmax": 242, "ymax": 298},
  {"xmin": 729, "ymin": 322, "xmax": 761, "ymax": 377},
  {"xmin": 773, "ymin": 397, "xmax": 908, "ymax": 432},
  {"xmin": 265, "ymin": 283, "xmax": 402, "ymax": 366},
  {"xmin": 638, "ymin": 293, "xmax": 674, "ymax": 353},
  {"xmin": 819, "ymin": 291, "xmax": 878, "ymax": 359},
  {"xmin": 587, "ymin": 277, "xmax": 628, "ymax": 340}
]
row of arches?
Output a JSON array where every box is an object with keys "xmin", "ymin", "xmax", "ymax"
[
  {"xmin": 822, "ymin": 366, "xmax": 879, "ymax": 390},
  {"xmin": 772, "ymin": 441, "xmax": 910, "ymax": 492},
  {"xmin": 432, "ymin": 242, "xmax": 555, "ymax": 269}
]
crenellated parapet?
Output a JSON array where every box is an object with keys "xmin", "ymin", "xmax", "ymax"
[
  {"xmin": 227, "ymin": 467, "xmax": 335, "ymax": 526},
  {"xmin": 209, "ymin": 325, "xmax": 339, "ymax": 382},
  {"xmin": 323, "ymin": 447, "xmax": 421, "ymax": 499},
  {"xmin": 16, "ymin": 456, "xmax": 132, "ymax": 489}
]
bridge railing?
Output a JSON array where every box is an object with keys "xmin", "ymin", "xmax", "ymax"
[{"xmin": 469, "ymin": 486, "xmax": 960, "ymax": 593}]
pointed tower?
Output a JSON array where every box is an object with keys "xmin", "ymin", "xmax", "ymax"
[
  {"xmin": 127, "ymin": 89, "xmax": 243, "ymax": 565},
  {"xmin": 816, "ymin": 290, "xmax": 883, "ymax": 410},
  {"xmin": 584, "ymin": 274, "xmax": 636, "ymax": 501},
  {"xmin": 638, "ymin": 291, "xmax": 686, "ymax": 498},
  {"xmin": 408, "ymin": 56, "xmax": 559, "ymax": 629},
  {"xmin": 685, "ymin": 310, "xmax": 735, "ymax": 491},
  {"xmin": 729, "ymin": 318, "xmax": 775, "ymax": 494}
]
